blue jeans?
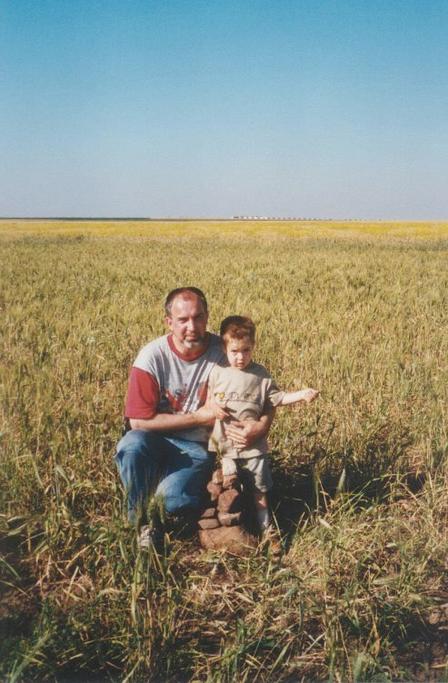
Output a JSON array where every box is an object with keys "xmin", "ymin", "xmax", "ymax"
[{"xmin": 114, "ymin": 430, "xmax": 214, "ymax": 523}]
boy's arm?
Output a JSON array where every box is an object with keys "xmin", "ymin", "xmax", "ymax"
[{"xmin": 279, "ymin": 388, "xmax": 319, "ymax": 406}]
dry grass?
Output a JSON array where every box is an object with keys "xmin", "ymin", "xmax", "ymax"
[
  {"xmin": 1, "ymin": 218, "xmax": 448, "ymax": 240},
  {"xmin": 1, "ymin": 221, "xmax": 447, "ymax": 681}
]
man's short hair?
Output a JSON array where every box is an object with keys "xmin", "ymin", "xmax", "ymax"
[
  {"xmin": 220, "ymin": 316, "xmax": 256, "ymax": 345},
  {"xmin": 164, "ymin": 287, "xmax": 208, "ymax": 316}
]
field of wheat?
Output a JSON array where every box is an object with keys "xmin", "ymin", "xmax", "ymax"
[{"xmin": 1, "ymin": 219, "xmax": 447, "ymax": 681}]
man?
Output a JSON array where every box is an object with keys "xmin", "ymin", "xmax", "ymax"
[{"xmin": 115, "ymin": 287, "xmax": 272, "ymax": 548}]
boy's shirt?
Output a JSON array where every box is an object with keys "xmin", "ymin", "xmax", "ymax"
[{"xmin": 208, "ymin": 361, "xmax": 285, "ymax": 459}]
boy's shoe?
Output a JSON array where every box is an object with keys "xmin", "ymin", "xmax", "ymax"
[{"xmin": 260, "ymin": 525, "xmax": 283, "ymax": 557}]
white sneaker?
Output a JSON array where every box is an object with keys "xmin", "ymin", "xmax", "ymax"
[{"xmin": 138, "ymin": 524, "xmax": 156, "ymax": 550}]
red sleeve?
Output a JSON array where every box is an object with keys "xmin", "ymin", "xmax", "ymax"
[{"xmin": 125, "ymin": 367, "xmax": 160, "ymax": 419}]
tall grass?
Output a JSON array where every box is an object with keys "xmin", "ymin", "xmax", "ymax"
[{"xmin": 1, "ymin": 222, "xmax": 447, "ymax": 680}]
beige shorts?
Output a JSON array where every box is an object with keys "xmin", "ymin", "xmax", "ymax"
[{"xmin": 222, "ymin": 455, "xmax": 273, "ymax": 493}]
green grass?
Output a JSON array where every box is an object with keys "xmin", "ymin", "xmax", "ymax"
[{"xmin": 1, "ymin": 221, "xmax": 447, "ymax": 681}]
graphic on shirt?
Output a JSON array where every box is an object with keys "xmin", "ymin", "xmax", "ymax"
[
  {"xmin": 164, "ymin": 386, "xmax": 189, "ymax": 412},
  {"xmin": 213, "ymin": 388, "xmax": 261, "ymax": 404},
  {"xmin": 163, "ymin": 379, "xmax": 209, "ymax": 413}
]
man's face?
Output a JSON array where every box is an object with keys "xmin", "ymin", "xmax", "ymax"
[{"xmin": 166, "ymin": 294, "xmax": 208, "ymax": 352}]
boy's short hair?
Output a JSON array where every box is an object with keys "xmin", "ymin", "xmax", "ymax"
[
  {"xmin": 164, "ymin": 287, "xmax": 208, "ymax": 316},
  {"xmin": 220, "ymin": 316, "xmax": 256, "ymax": 345}
]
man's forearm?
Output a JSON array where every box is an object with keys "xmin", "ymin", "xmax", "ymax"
[
  {"xmin": 129, "ymin": 403, "xmax": 215, "ymax": 432},
  {"xmin": 252, "ymin": 410, "xmax": 274, "ymax": 440},
  {"xmin": 223, "ymin": 407, "xmax": 275, "ymax": 448},
  {"xmin": 129, "ymin": 411, "xmax": 204, "ymax": 432}
]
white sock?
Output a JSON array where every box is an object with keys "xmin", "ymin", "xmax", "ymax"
[{"xmin": 257, "ymin": 508, "xmax": 270, "ymax": 531}]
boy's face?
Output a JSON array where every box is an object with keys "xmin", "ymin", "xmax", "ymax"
[{"xmin": 225, "ymin": 336, "xmax": 254, "ymax": 370}]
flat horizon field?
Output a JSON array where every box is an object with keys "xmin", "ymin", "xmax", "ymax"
[
  {"xmin": 1, "ymin": 218, "xmax": 448, "ymax": 240},
  {"xmin": 1, "ymin": 220, "xmax": 447, "ymax": 681}
]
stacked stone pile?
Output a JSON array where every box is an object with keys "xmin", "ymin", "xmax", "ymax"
[{"xmin": 198, "ymin": 467, "xmax": 257, "ymax": 554}]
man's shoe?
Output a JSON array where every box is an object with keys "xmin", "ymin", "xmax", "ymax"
[{"xmin": 138, "ymin": 524, "xmax": 162, "ymax": 551}]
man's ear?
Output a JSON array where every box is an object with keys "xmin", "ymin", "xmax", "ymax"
[{"xmin": 165, "ymin": 315, "xmax": 173, "ymax": 330}]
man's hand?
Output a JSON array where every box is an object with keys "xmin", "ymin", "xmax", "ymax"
[
  {"xmin": 223, "ymin": 418, "xmax": 266, "ymax": 450},
  {"xmin": 194, "ymin": 405, "xmax": 218, "ymax": 426}
]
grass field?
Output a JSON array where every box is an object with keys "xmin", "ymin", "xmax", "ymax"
[{"xmin": 1, "ymin": 220, "xmax": 448, "ymax": 681}]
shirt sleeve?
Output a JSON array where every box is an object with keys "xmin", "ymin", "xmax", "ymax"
[
  {"xmin": 125, "ymin": 367, "xmax": 160, "ymax": 419},
  {"xmin": 265, "ymin": 378, "xmax": 286, "ymax": 407}
]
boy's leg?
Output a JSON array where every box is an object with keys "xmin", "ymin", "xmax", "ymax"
[
  {"xmin": 222, "ymin": 457, "xmax": 238, "ymax": 476},
  {"xmin": 240, "ymin": 456, "xmax": 273, "ymax": 532},
  {"xmin": 155, "ymin": 437, "xmax": 215, "ymax": 514},
  {"xmin": 254, "ymin": 492, "xmax": 270, "ymax": 531},
  {"xmin": 114, "ymin": 430, "xmax": 165, "ymax": 525}
]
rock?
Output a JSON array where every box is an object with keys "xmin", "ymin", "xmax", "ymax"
[
  {"xmin": 200, "ymin": 507, "xmax": 217, "ymax": 519},
  {"xmin": 206, "ymin": 481, "xmax": 222, "ymax": 502},
  {"xmin": 198, "ymin": 517, "xmax": 220, "ymax": 530},
  {"xmin": 199, "ymin": 526, "xmax": 257, "ymax": 556},
  {"xmin": 212, "ymin": 469, "xmax": 223, "ymax": 485},
  {"xmin": 217, "ymin": 511, "xmax": 241, "ymax": 527},
  {"xmin": 222, "ymin": 474, "xmax": 239, "ymax": 489},
  {"xmin": 217, "ymin": 488, "xmax": 241, "ymax": 513}
]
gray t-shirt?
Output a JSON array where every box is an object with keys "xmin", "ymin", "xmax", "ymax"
[
  {"xmin": 208, "ymin": 361, "xmax": 285, "ymax": 459},
  {"xmin": 133, "ymin": 332, "xmax": 224, "ymax": 442}
]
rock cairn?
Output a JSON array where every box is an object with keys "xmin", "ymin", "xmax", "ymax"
[{"xmin": 198, "ymin": 467, "xmax": 257, "ymax": 555}]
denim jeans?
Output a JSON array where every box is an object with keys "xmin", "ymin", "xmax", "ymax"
[{"xmin": 114, "ymin": 430, "xmax": 215, "ymax": 523}]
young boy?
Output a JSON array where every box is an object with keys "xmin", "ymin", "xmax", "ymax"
[{"xmin": 207, "ymin": 316, "xmax": 319, "ymax": 538}]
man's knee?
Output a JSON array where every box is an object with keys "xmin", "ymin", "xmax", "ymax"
[
  {"xmin": 116, "ymin": 430, "xmax": 161, "ymax": 462},
  {"xmin": 156, "ymin": 452, "xmax": 215, "ymax": 513},
  {"xmin": 115, "ymin": 430, "xmax": 165, "ymax": 488},
  {"xmin": 115, "ymin": 431, "xmax": 166, "ymax": 523}
]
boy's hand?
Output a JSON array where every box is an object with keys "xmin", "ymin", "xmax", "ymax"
[
  {"xmin": 298, "ymin": 388, "xmax": 319, "ymax": 403},
  {"xmin": 211, "ymin": 401, "xmax": 230, "ymax": 421},
  {"xmin": 215, "ymin": 406, "xmax": 230, "ymax": 420}
]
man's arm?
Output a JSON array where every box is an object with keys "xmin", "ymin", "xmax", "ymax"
[
  {"xmin": 130, "ymin": 405, "xmax": 214, "ymax": 431},
  {"xmin": 127, "ymin": 364, "xmax": 216, "ymax": 431},
  {"xmin": 223, "ymin": 405, "xmax": 275, "ymax": 449}
]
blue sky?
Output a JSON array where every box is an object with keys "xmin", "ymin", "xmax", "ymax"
[{"xmin": 1, "ymin": 0, "xmax": 447, "ymax": 219}]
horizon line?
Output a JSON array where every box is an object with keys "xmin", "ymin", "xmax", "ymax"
[{"xmin": 1, "ymin": 216, "xmax": 447, "ymax": 223}]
